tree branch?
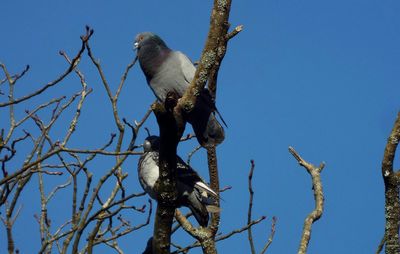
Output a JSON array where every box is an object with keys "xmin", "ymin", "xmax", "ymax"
[
  {"xmin": 289, "ymin": 147, "xmax": 325, "ymax": 254},
  {"xmin": 247, "ymin": 160, "xmax": 256, "ymax": 254},
  {"xmin": 381, "ymin": 112, "xmax": 400, "ymax": 253},
  {"xmin": 0, "ymin": 27, "xmax": 93, "ymax": 108},
  {"xmin": 260, "ymin": 216, "xmax": 277, "ymax": 254},
  {"xmin": 178, "ymin": 0, "xmax": 233, "ymax": 113},
  {"xmin": 151, "ymin": 99, "xmax": 184, "ymax": 254}
]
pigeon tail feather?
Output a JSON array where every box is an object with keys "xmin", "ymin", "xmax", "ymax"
[
  {"xmin": 187, "ymin": 90, "xmax": 225, "ymax": 147},
  {"xmin": 187, "ymin": 192, "xmax": 210, "ymax": 227}
]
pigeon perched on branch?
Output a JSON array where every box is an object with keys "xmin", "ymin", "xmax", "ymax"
[
  {"xmin": 138, "ymin": 136, "xmax": 219, "ymax": 227},
  {"xmin": 134, "ymin": 32, "xmax": 225, "ymax": 147}
]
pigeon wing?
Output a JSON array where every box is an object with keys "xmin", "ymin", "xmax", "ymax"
[
  {"xmin": 176, "ymin": 156, "xmax": 218, "ymax": 199},
  {"xmin": 148, "ymin": 51, "xmax": 195, "ymax": 101},
  {"xmin": 175, "ymin": 51, "xmax": 196, "ymax": 84}
]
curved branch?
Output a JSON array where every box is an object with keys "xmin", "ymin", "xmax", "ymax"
[
  {"xmin": 0, "ymin": 27, "xmax": 93, "ymax": 108},
  {"xmin": 289, "ymin": 147, "xmax": 325, "ymax": 254}
]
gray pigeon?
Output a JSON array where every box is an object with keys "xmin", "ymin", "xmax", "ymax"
[
  {"xmin": 138, "ymin": 136, "xmax": 219, "ymax": 227},
  {"xmin": 134, "ymin": 32, "xmax": 225, "ymax": 147}
]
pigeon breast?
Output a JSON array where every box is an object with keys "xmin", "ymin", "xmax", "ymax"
[
  {"xmin": 138, "ymin": 152, "xmax": 159, "ymax": 199},
  {"xmin": 149, "ymin": 51, "xmax": 196, "ymax": 102}
]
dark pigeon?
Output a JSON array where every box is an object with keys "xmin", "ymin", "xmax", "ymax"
[
  {"xmin": 134, "ymin": 32, "xmax": 225, "ymax": 147},
  {"xmin": 138, "ymin": 136, "xmax": 219, "ymax": 227}
]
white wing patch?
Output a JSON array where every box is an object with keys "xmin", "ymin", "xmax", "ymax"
[{"xmin": 195, "ymin": 181, "xmax": 218, "ymax": 198}]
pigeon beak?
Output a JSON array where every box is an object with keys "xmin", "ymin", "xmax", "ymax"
[{"xmin": 133, "ymin": 42, "xmax": 139, "ymax": 49}]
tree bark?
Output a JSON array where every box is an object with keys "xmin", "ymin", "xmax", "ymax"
[
  {"xmin": 382, "ymin": 112, "xmax": 400, "ymax": 254},
  {"xmin": 151, "ymin": 102, "xmax": 184, "ymax": 254}
]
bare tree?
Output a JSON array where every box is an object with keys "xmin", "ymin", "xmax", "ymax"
[
  {"xmin": 0, "ymin": 27, "xmax": 154, "ymax": 254},
  {"xmin": 0, "ymin": 1, "xmax": 334, "ymax": 254}
]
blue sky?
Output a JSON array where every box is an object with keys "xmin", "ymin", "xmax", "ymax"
[{"xmin": 1, "ymin": 1, "xmax": 400, "ymax": 253}]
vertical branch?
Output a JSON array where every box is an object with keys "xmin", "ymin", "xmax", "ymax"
[
  {"xmin": 207, "ymin": 146, "xmax": 220, "ymax": 237},
  {"xmin": 59, "ymin": 51, "xmax": 92, "ymax": 146},
  {"xmin": 381, "ymin": 112, "xmax": 400, "ymax": 254},
  {"xmin": 246, "ymin": 160, "xmax": 277, "ymax": 254},
  {"xmin": 85, "ymin": 39, "xmax": 125, "ymax": 161},
  {"xmin": 288, "ymin": 147, "xmax": 325, "ymax": 254},
  {"xmin": 1, "ymin": 63, "xmax": 17, "ymax": 146},
  {"xmin": 3, "ymin": 174, "xmax": 32, "ymax": 254},
  {"xmin": 81, "ymin": 28, "xmax": 138, "ymax": 253},
  {"xmin": 178, "ymin": 0, "xmax": 234, "ymax": 111},
  {"xmin": 38, "ymin": 159, "xmax": 48, "ymax": 250},
  {"xmin": 247, "ymin": 160, "xmax": 256, "ymax": 254},
  {"xmin": 166, "ymin": 1, "xmax": 238, "ymax": 253},
  {"xmin": 151, "ymin": 100, "xmax": 185, "ymax": 254},
  {"xmin": 207, "ymin": 25, "xmax": 242, "ymax": 101}
]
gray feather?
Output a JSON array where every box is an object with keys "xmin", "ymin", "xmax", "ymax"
[
  {"xmin": 149, "ymin": 52, "xmax": 192, "ymax": 101},
  {"xmin": 135, "ymin": 32, "xmax": 226, "ymax": 147},
  {"xmin": 137, "ymin": 136, "xmax": 219, "ymax": 227}
]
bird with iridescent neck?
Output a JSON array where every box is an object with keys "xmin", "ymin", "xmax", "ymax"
[{"xmin": 134, "ymin": 32, "xmax": 226, "ymax": 147}]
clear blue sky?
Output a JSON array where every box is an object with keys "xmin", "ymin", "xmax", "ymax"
[{"xmin": 1, "ymin": 1, "xmax": 400, "ymax": 253}]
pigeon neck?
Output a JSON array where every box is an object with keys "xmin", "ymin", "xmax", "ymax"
[{"xmin": 138, "ymin": 44, "xmax": 171, "ymax": 80}]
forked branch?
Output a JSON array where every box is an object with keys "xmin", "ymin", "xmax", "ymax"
[{"xmin": 289, "ymin": 147, "xmax": 325, "ymax": 254}]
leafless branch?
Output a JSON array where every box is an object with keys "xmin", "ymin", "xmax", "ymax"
[
  {"xmin": 226, "ymin": 25, "xmax": 244, "ymax": 40},
  {"xmin": 289, "ymin": 146, "xmax": 325, "ymax": 254},
  {"xmin": 1, "ymin": 25, "xmax": 153, "ymax": 254},
  {"xmin": 247, "ymin": 160, "xmax": 256, "ymax": 254},
  {"xmin": 57, "ymin": 147, "xmax": 142, "ymax": 156},
  {"xmin": 179, "ymin": 0, "xmax": 232, "ymax": 108},
  {"xmin": 116, "ymin": 56, "xmax": 138, "ymax": 99},
  {"xmin": 376, "ymin": 234, "xmax": 385, "ymax": 254},
  {"xmin": 260, "ymin": 216, "xmax": 277, "ymax": 254},
  {"xmin": 186, "ymin": 145, "xmax": 201, "ymax": 165},
  {"xmin": 93, "ymin": 199, "xmax": 153, "ymax": 247},
  {"xmin": 381, "ymin": 112, "xmax": 400, "ymax": 253},
  {"xmin": 59, "ymin": 50, "xmax": 92, "ymax": 146},
  {"xmin": 219, "ymin": 185, "xmax": 232, "ymax": 193},
  {"xmin": 171, "ymin": 216, "xmax": 266, "ymax": 254},
  {"xmin": 0, "ymin": 27, "xmax": 93, "ymax": 108}
]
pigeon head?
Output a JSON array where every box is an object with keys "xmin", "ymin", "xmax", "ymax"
[
  {"xmin": 134, "ymin": 32, "xmax": 171, "ymax": 82},
  {"xmin": 143, "ymin": 135, "xmax": 160, "ymax": 152},
  {"xmin": 134, "ymin": 32, "xmax": 168, "ymax": 51}
]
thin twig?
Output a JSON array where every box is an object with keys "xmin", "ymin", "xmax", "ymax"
[
  {"xmin": 57, "ymin": 147, "xmax": 142, "ymax": 156},
  {"xmin": 247, "ymin": 160, "xmax": 256, "ymax": 254},
  {"xmin": 171, "ymin": 216, "xmax": 266, "ymax": 254},
  {"xmin": 226, "ymin": 25, "xmax": 244, "ymax": 40},
  {"xmin": 0, "ymin": 28, "xmax": 93, "ymax": 108},
  {"xmin": 376, "ymin": 233, "xmax": 385, "ymax": 254},
  {"xmin": 260, "ymin": 216, "xmax": 277, "ymax": 254},
  {"xmin": 186, "ymin": 145, "xmax": 201, "ymax": 165}
]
